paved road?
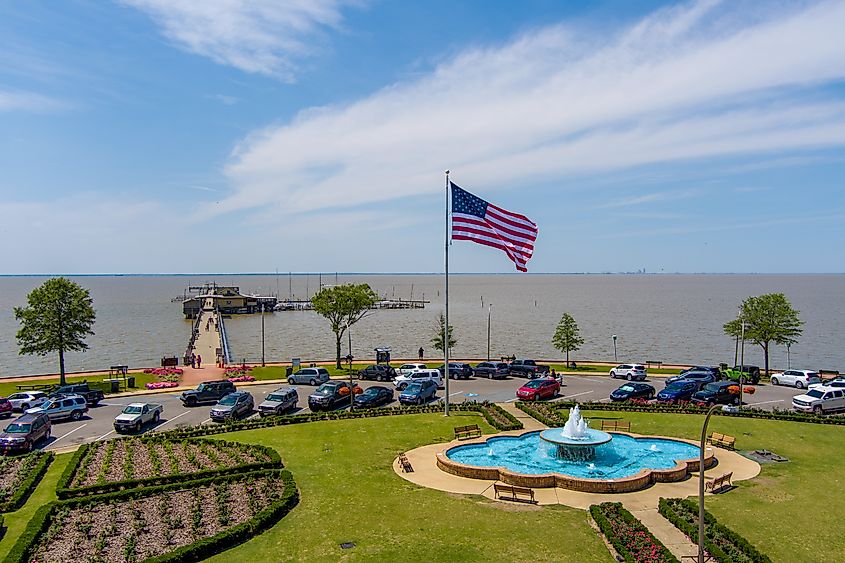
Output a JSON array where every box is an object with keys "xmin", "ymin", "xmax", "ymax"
[{"xmin": 35, "ymin": 373, "xmax": 810, "ymax": 452}]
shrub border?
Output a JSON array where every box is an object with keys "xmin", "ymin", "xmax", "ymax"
[
  {"xmin": 56, "ymin": 438, "xmax": 281, "ymax": 499},
  {"xmin": 589, "ymin": 502, "xmax": 679, "ymax": 563},
  {"xmin": 4, "ymin": 468, "xmax": 298, "ymax": 563},
  {"xmin": 658, "ymin": 497, "xmax": 771, "ymax": 563},
  {"xmin": 0, "ymin": 451, "xmax": 53, "ymax": 513}
]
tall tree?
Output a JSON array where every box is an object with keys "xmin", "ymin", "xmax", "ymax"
[
  {"xmin": 723, "ymin": 293, "xmax": 803, "ymax": 378},
  {"xmin": 552, "ymin": 313, "xmax": 585, "ymax": 367},
  {"xmin": 431, "ymin": 312, "xmax": 456, "ymax": 353},
  {"xmin": 15, "ymin": 277, "xmax": 96, "ymax": 386},
  {"xmin": 311, "ymin": 284, "xmax": 377, "ymax": 369}
]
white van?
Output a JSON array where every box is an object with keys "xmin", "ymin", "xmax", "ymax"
[{"xmin": 394, "ymin": 369, "xmax": 443, "ymax": 390}]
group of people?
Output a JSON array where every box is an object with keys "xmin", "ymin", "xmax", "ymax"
[{"xmin": 190, "ymin": 352, "xmax": 202, "ymax": 369}]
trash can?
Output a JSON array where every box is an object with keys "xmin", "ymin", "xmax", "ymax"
[
  {"xmin": 286, "ymin": 367, "xmax": 293, "ymax": 377},
  {"xmin": 109, "ymin": 379, "xmax": 120, "ymax": 393},
  {"xmin": 127, "ymin": 375, "xmax": 136, "ymax": 388}
]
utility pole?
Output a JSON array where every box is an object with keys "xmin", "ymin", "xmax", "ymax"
[
  {"xmin": 612, "ymin": 335, "xmax": 618, "ymax": 362},
  {"xmin": 260, "ymin": 302, "xmax": 266, "ymax": 367},
  {"xmin": 487, "ymin": 304, "xmax": 492, "ymax": 361}
]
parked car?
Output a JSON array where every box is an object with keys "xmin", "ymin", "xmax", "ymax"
[
  {"xmin": 357, "ymin": 364, "xmax": 396, "ymax": 381},
  {"xmin": 793, "ymin": 386, "xmax": 845, "ymax": 414},
  {"xmin": 354, "ymin": 386, "xmax": 394, "ymax": 408},
  {"xmin": 723, "ymin": 365, "xmax": 761, "ymax": 385},
  {"xmin": 609, "ymin": 364, "xmax": 647, "ymax": 381},
  {"xmin": 810, "ymin": 378, "xmax": 845, "ymax": 391},
  {"xmin": 0, "ymin": 413, "xmax": 51, "ymax": 454},
  {"xmin": 25, "ymin": 395, "xmax": 88, "ymax": 422},
  {"xmin": 691, "ymin": 381, "xmax": 740, "ymax": 406},
  {"xmin": 308, "ymin": 381, "xmax": 359, "ymax": 411},
  {"xmin": 666, "ymin": 371, "xmax": 718, "ymax": 386},
  {"xmin": 113, "ymin": 403, "xmax": 163, "ymax": 433},
  {"xmin": 473, "ymin": 362, "xmax": 510, "ymax": 379},
  {"xmin": 437, "ymin": 363, "xmax": 473, "ymax": 380},
  {"xmin": 508, "ymin": 359, "xmax": 551, "ymax": 378},
  {"xmin": 678, "ymin": 366, "xmax": 722, "ymax": 378},
  {"xmin": 258, "ymin": 387, "xmax": 299, "ymax": 417},
  {"xmin": 180, "ymin": 380, "xmax": 236, "ymax": 406},
  {"xmin": 49, "ymin": 383, "xmax": 104, "ymax": 407},
  {"xmin": 610, "ymin": 382, "xmax": 655, "ymax": 402},
  {"xmin": 210, "ymin": 391, "xmax": 254, "ymax": 422},
  {"xmin": 396, "ymin": 363, "xmax": 427, "ymax": 376},
  {"xmin": 0, "ymin": 398, "xmax": 12, "ymax": 418},
  {"xmin": 287, "ymin": 367, "xmax": 331, "ymax": 386},
  {"xmin": 770, "ymin": 369, "xmax": 821, "ymax": 389},
  {"xmin": 516, "ymin": 377, "xmax": 561, "ymax": 401},
  {"xmin": 398, "ymin": 380, "xmax": 438, "ymax": 405},
  {"xmin": 7, "ymin": 392, "xmax": 48, "ymax": 412},
  {"xmin": 393, "ymin": 369, "xmax": 443, "ymax": 390},
  {"xmin": 655, "ymin": 381, "xmax": 699, "ymax": 403}
]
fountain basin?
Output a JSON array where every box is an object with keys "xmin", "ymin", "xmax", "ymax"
[{"xmin": 438, "ymin": 430, "xmax": 716, "ymax": 493}]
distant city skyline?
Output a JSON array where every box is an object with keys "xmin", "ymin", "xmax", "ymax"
[{"xmin": 1, "ymin": 1, "xmax": 844, "ymax": 274}]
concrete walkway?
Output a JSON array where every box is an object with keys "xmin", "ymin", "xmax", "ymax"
[
  {"xmin": 182, "ymin": 309, "xmax": 225, "ymax": 385},
  {"xmin": 497, "ymin": 401, "xmax": 547, "ymax": 431},
  {"xmin": 629, "ymin": 506, "xmax": 698, "ymax": 560}
]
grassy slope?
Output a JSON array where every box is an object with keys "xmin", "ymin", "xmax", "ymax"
[
  {"xmin": 589, "ymin": 410, "xmax": 845, "ymax": 562},
  {"xmin": 207, "ymin": 413, "xmax": 612, "ymax": 563}
]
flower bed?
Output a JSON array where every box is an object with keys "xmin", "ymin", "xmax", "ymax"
[
  {"xmin": 146, "ymin": 381, "xmax": 180, "ymax": 390},
  {"xmin": 143, "ymin": 367, "xmax": 184, "ymax": 376},
  {"xmin": 659, "ymin": 498, "xmax": 771, "ymax": 563},
  {"xmin": 7, "ymin": 469, "xmax": 298, "ymax": 563},
  {"xmin": 57, "ymin": 438, "xmax": 280, "ymax": 499},
  {"xmin": 0, "ymin": 451, "xmax": 53, "ymax": 512},
  {"xmin": 590, "ymin": 502, "xmax": 679, "ymax": 563},
  {"xmin": 227, "ymin": 375, "xmax": 256, "ymax": 383}
]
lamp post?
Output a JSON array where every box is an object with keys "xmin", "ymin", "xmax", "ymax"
[
  {"xmin": 739, "ymin": 319, "xmax": 745, "ymax": 408},
  {"xmin": 698, "ymin": 403, "xmax": 720, "ymax": 563},
  {"xmin": 486, "ymin": 304, "xmax": 492, "ymax": 361},
  {"xmin": 612, "ymin": 334, "xmax": 618, "ymax": 362},
  {"xmin": 260, "ymin": 302, "xmax": 266, "ymax": 367},
  {"xmin": 786, "ymin": 343, "xmax": 791, "ymax": 369}
]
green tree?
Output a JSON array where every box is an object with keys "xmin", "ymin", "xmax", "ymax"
[
  {"xmin": 311, "ymin": 284, "xmax": 378, "ymax": 369},
  {"xmin": 14, "ymin": 277, "xmax": 96, "ymax": 386},
  {"xmin": 552, "ymin": 313, "xmax": 585, "ymax": 367},
  {"xmin": 723, "ymin": 293, "xmax": 803, "ymax": 378},
  {"xmin": 431, "ymin": 312, "xmax": 456, "ymax": 353}
]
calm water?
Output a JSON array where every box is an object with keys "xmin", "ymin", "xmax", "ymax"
[
  {"xmin": 0, "ymin": 274, "xmax": 842, "ymax": 377},
  {"xmin": 446, "ymin": 431, "xmax": 700, "ymax": 479}
]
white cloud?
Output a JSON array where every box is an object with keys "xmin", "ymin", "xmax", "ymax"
[
  {"xmin": 122, "ymin": 0, "xmax": 361, "ymax": 80},
  {"xmin": 217, "ymin": 0, "xmax": 845, "ymax": 218},
  {"xmin": 0, "ymin": 89, "xmax": 66, "ymax": 112}
]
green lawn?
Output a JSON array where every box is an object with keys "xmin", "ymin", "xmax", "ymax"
[{"xmin": 0, "ymin": 372, "xmax": 160, "ymax": 398}]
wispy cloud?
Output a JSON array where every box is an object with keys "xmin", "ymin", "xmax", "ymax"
[
  {"xmin": 212, "ymin": 0, "xmax": 845, "ymax": 219},
  {"xmin": 0, "ymin": 89, "xmax": 67, "ymax": 112},
  {"xmin": 597, "ymin": 189, "xmax": 701, "ymax": 209},
  {"xmin": 121, "ymin": 0, "xmax": 363, "ymax": 80},
  {"xmin": 206, "ymin": 93, "xmax": 239, "ymax": 106}
]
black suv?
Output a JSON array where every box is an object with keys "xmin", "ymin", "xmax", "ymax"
[
  {"xmin": 358, "ymin": 364, "xmax": 396, "ymax": 382},
  {"xmin": 665, "ymin": 371, "xmax": 719, "ymax": 386},
  {"xmin": 180, "ymin": 380, "xmax": 236, "ymax": 407},
  {"xmin": 437, "ymin": 363, "xmax": 473, "ymax": 380},
  {"xmin": 691, "ymin": 381, "xmax": 741, "ymax": 406},
  {"xmin": 308, "ymin": 381, "xmax": 357, "ymax": 411},
  {"xmin": 49, "ymin": 383, "xmax": 104, "ymax": 407}
]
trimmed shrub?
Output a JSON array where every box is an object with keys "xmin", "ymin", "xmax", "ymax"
[
  {"xmin": 0, "ymin": 451, "xmax": 53, "ymax": 513},
  {"xmin": 590, "ymin": 502, "xmax": 679, "ymax": 563}
]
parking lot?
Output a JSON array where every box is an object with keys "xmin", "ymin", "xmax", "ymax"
[{"xmin": 32, "ymin": 372, "xmax": 811, "ymax": 452}]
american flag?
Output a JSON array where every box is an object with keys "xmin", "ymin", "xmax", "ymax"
[{"xmin": 450, "ymin": 182, "xmax": 538, "ymax": 272}]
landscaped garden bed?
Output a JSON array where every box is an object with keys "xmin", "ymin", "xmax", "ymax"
[
  {"xmin": 590, "ymin": 502, "xmax": 679, "ymax": 563},
  {"xmin": 7, "ymin": 469, "xmax": 298, "ymax": 563},
  {"xmin": 0, "ymin": 451, "xmax": 53, "ymax": 512},
  {"xmin": 58, "ymin": 438, "xmax": 280, "ymax": 498}
]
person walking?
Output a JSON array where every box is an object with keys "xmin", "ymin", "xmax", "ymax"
[
  {"xmin": 197, "ymin": 354, "xmax": 202, "ymax": 369},
  {"xmin": 190, "ymin": 352, "xmax": 196, "ymax": 369},
  {"xmin": 418, "ymin": 347, "xmax": 424, "ymax": 360}
]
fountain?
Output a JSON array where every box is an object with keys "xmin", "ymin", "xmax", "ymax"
[{"xmin": 538, "ymin": 405, "xmax": 612, "ymax": 461}]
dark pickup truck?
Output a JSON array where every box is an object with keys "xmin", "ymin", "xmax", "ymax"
[
  {"xmin": 49, "ymin": 383, "xmax": 104, "ymax": 407},
  {"xmin": 180, "ymin": 380, "xmax": 236, "ymax": 407},
  {"xmin": 308, "ymin": 381, "xmax": 358, "ymax": 412},
  {"xmin": 508, "ymin": 359, "xmax": 551, "ymax": 379}
]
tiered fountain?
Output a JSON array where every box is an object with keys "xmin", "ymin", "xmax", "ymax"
[{"xmin": 539, "ymin": 405, "xmax": 612, "ymax": 461}]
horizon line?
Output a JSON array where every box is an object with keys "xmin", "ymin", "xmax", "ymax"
[{"xmin": 0, "ymin": 271, "xmax": 843, "ymax": 277}]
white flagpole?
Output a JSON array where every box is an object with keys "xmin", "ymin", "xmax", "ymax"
[{"xmin": 444, "ymin": 170, "xmax": 450, "ymax": 416}]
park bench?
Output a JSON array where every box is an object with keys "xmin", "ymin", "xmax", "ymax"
[
  {"xmin": 454, "ymin": 424, "xmax": 482, "ymax": 440},
  {"xmin": 398, "ymin": 453, "xmax": 414, "ymax": 473},
  {"xmin": 493, "ymin": 483, "xmax": 536, "ymax": 504},
  {"xmin": 646, "ymin": 360, "xmax": 663, "ymax": 369},
  {"xmin": 706, "ymin": 432, "xmax": 736, "ymax": 450},
  {"xmin": 599, "ymin": 420, "xmax": 631, "ymax": 432},
  {"xmin": 705, "ymin": 472, "xmax": 733, "ymax": 493}
]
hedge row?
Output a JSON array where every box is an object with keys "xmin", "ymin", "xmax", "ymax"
[
  {"xmin": 56, "ymin": 438, "xmax": 281, "ymax": 499},
  {"xmin": 590, "ymin": 502, "xmax": 679, "ymax": 563},
  {"xmin": 3, "ymin": 468, "xmax": 299, "ymax": 563},
  {"xmin": 0, "ymin": 451, "xmax": 53, "ymax": 513},
  {"xmin": 658, "ymin": 498, "xmax": 771, "ymax": 563},
  {"xmin": 514, "ymin": 401, "xmax": 565, "ymax": 427},
  {"xmin": 159, "ymin": 401, "xmax": 520, "ymax": 439}
]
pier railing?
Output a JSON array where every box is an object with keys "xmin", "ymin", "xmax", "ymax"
[
  {"xmin": 217, "ymin": 308, "xmax": 232, "ymax": 365},
  {"xmin": 184, "ymin": 313, "xmax": 204, "ymax": 365}
]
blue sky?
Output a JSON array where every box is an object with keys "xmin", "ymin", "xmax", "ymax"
[{"xmin": 1, "ymin": 0, "xmax": 844, "ymax": 274}]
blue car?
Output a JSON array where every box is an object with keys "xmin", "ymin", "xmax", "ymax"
[
  {"xmin": 656, "ymin": 381, "xmax": 699, "ymax": 403},
  {"xmin": 399, "ymin": 380, "xmax": 438, "ymax": 405}
]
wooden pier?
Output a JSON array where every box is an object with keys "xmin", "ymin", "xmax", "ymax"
[{"xmin": 184, "ymin": 302, "xmax": 231, "ymax": 366}]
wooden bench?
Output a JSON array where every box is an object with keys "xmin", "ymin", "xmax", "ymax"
[
  {"xmin": 454, "ymin": 424, "xmax": 482, "ymax": 440},
  {"xmin": 493, "ymin": 483, "xmax": 536, "ymax": 503},
  {"xmin": 705, "ymin": 472, "xmax": 733, "ymax": 493},
  {"xmin": 398, "ymin": 453, "xmax": 414, "ymax": 473},
  {"xmin": 706, "ymin": 432, "xmax": 736, "ymax": 450},
  {"xmin": 600, "ymin": 420, "xmax": 631, "ymax": 432}
]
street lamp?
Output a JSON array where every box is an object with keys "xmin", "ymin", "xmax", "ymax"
[
  {"xmin": 786, "ymin": 343, "xmax": 791, "ymax": 369},
  {"xmin": 486, "ymin": 304, "xmax": 492, "ymax": 361},
  {"xmin": 738, "ymin": 319, "xmax": 746, "ymax": 408},
  {"xmin": 698, "ymin": 403, "xmax": 720, "ymax": 563},
  {"xmin": 260, "ymin": 302, "xmax": 266, "ymax": 367},
  {"xmin": 612, "ymin": 334, "xmax": 618, "ymax": 362}
]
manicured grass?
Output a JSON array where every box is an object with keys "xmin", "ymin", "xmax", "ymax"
[
  {"xmin": 0, "ymin": 372, "xmax": 159, "ymax": 398},
  {"xmin": 583, "ymin": 410, "xmax": 845, "ymax": 562},
  {"xmin": 207, "ymin": 413, "xmax": 612, "ymax": 562},
  {"xmin": 0, "ymin": 453, "xmax": 70, "ymax": 560}
]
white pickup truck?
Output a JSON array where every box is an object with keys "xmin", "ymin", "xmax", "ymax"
[{"xmin": 113, "ymin": 402, "xmax": 163, "ymax": 433}]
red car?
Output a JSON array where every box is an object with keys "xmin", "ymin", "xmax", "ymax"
[
  {"xmin": 516, "ymin": 378, "xmax": 560, "ymax": 401},
  {"xmin": 0, "ymin": 398, "xmax": 12, "ymax": 418}
]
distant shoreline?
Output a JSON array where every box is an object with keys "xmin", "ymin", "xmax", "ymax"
[{"xmin": 0, "ymin": 272, "xmax": 843, "ymax": 277}]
